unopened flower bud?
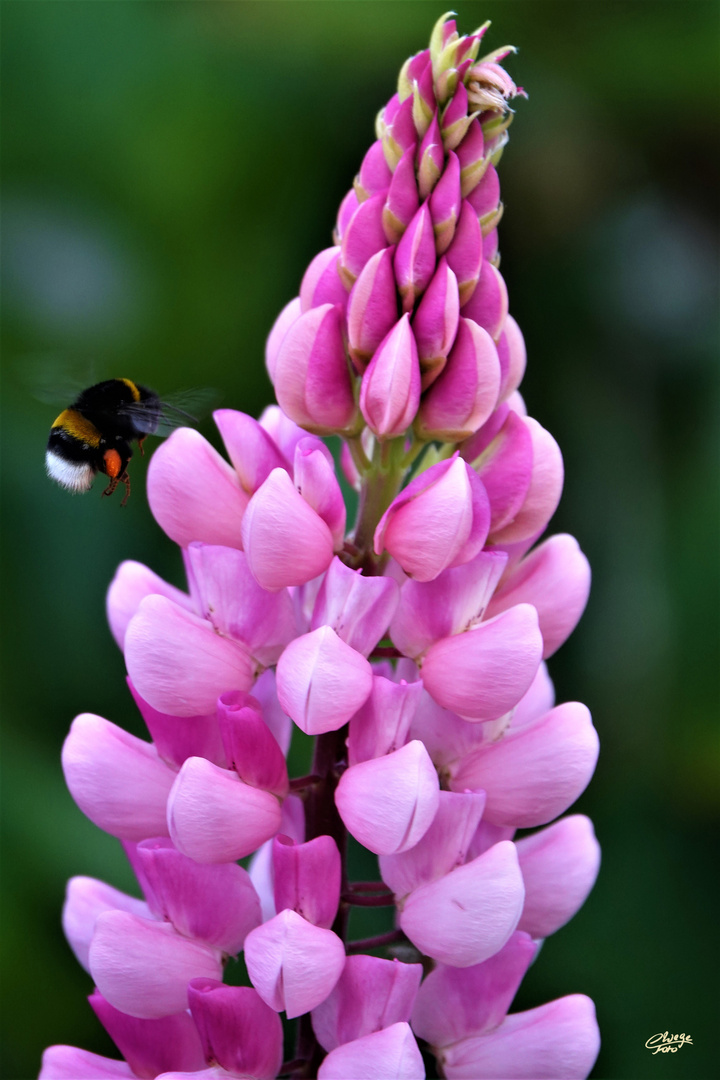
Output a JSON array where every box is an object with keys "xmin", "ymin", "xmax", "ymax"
[
  {"xmin": 429, "ymin": 151, "xmax": 461, "ymax": 254},
  {"xmin": 382, "ymin": 147, "xmax": 419, "ymax": 244},
  {"xmin": 355, "ymin": 140, "xmax": 392, "ymax": 202},
  {"xmin": 300, "ymin": 246, "xmax": 347, "ymax": 313},
  {"xmin": 457, "ymin": 119, "xmax": 488, "ymax": 197},
  {"xmin": 394, "ymin": 202, "xmax": 436, "ymax": 312},
  {"xmin": 446, "ymin": 200, "xmax": 483, "ymax": 305},
  {"xmin": 339, "ymin": 191, "xmax": 389, "ymax": 288},
  {"xmin": 417, "ymin": 113, "xmax": 444, "ymax": 200},
  {"xmin": 461, "ymin": 259, "xmax": 509, "ymax": 341},
  {"xmin": 416, "ymin": 317, "xmax": 500, "ymax": 442},
  {"xmin": 412, "ymin": 256, "xmax": 460, "ymax": 388},
  {"xmin": 359, "ymin": 313, "xmax": 421, "ymax": 438}
]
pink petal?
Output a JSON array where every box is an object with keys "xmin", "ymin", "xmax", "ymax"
[
  {"xmin": 273, "ymin": 834, "xmax": 341, "ymax": 929},
  {"xmin": 335, "ymin": 740, "xmax": 440, "ymax": 855},
  {"xmin": 399, "ymin": 841, "xmax": 525, "ymax": 966},
  {"xmin": 244, "ymin": 909, "xmax": 345, "ymax": 1018},
  {"xmin": 106, "ymin": 561, "xmax": 193, "ymax": 650},
  {"xmin": 448, "ymin": 702, "xmax": 600, "ymax": 827},
  {"xmin": 416, "ymin": 316, "xmax": 501, "ymax": 441},
  {"xmin": 39, "ymin": 1047, "xmax": 136, "ymax": 1080},
  {"xmin": 340, "ymin": 191, "xmax": 389, "ymax": 286},
  {"xmin": 462, "ymin": 406, "xmax": 534, "ymax": 533},
  {"xmin": 125, "ymin": 594, "xmax": 255, "ymax": 717},
  {"xmin": 516, "ymin": 815, "xmax": 601, "ymax": 939},
  {"xmin": 390, "ymin": 549, "xmax": 507, "ymax": 659},
  {"xmin": 62, "ymin": 714, "xmax": 176, "ymax": 841},
  {"xmin": 217, "ymin": 691, "xmax": 289, "ymax": 797},
  {"xmin": 135, "ymin": 837, "xmax": 262, "ymax": 953},
  {"xmin": 89, "ymin": 910, "xmax": 222, "ymax": 1019},
  {"xmin": 274, "ymin": 304, "xmax": 357, "ymax": 432},
  {"xmin": 167, "ymin": 757, "xmax": 282, "ymax": 863},
  {"xmin": 490, "ymin": 418, "xmax": 564, "ymax": 544},
  {"xmin": 497, "ymin": 313, "xmax": 526, "ymax": 402},
  {"xmin": 445, "ymin": 201, "xmax": 483, "ymax": 306},
  {"xmin": 485, "ymin": 534, "xmax": 591, "ymax": 659},
  {"xmin": 187, "ymin": 980, "xmax": 284, "ymax": 1080},
  {"xmin": 411, "ymin": 932, "xmax": 537, "ymax": 1046},
  {"xmin": 127, "ymin": 679, "xmax": 226, "ymax": 769},
  {"xmin": 412, "ymin": 257, "xmax": 460, "ymax": 387},
  {"xmin": 62, "ymin": 876, "xmax": 151, "ymax": 973},
  {"xmin": 213, "ymin": 409, "xmax": 289, "ymax": 494},
  {"xmin": 383, "ymin": 147, "xmax": 420, "ymax": 242},
  {"xmin": 241, "ymin": 468, "xmax": 335, "ymax": 590},
  {"xmin": 438, "ymin": 995, "xmax": 600, "ymax": 1079},
  {"xmin": 380, "ymin": 790, "xmax": 486, "ymax": 898},
  {"xmin": 293, "ymin": 438, "xmax": 346, "ymax": 549},
  {"xmin": 347, "ymin": 246, "xmax": 400, "ymax": 372},
  {"xmin": 317, "ymin": 1023, "xmax": 425, "ymax": 1079},
  {"xmin": 89, "ymin": 991, "xmax": 206, "ymax": 1079},
  {"xmin": 421, "ymin": 605, "xmax": 543, "ymax": 721},
  {"xmin": 311, "ymin": 557, "xmax": 400, "ymax": 659},
  {"xmin": 312, "ymin": 955, "xmax": 423, "ymax": 1052},
  {"xmin": 276, "ymin": 626, "xmax": 373, "ymax": 735},
  {"xmin": 360, "ymin": 314, "xmax": 421, "ymax": 439},
  {"xmin": 300, "ymin": 246, "xmax": 348, "ymax": 313},
  {"xmin": 461, "ymin": 260, "xmax": 508, "ymax": 341},
  {"xmin": 147, "ymin": 429, "xmax": 248, "ymax": 549},
  {"xmin": 348, "ymin": 675, "xmax": 423, "ymax": 765},
  {"xmin": 265, "ymin": 297, "xmax": 302, "ymax": 383}
]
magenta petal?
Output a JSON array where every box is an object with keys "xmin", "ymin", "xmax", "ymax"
[
  {"xmin": 185, "ymin": 543, "xmax": 297, "ymax": 664},
  {"xmin": 244, "ymin": 909, "xmax": 345, "ymax": 1018},
  {"xmin": 466, "ymin": 163, "xmax": 500, "ymax": 220},
  {"xmin": 39, "ymin": 1047, "xmax": 135, "ymax": 1080},
  {"xmin": 213, "ymin": 409, "xmax": 289, "ymax": 495},
  {"xmin": 241, "ymin": 468, "xmax": 335, "ymax": 590},
  {"xmin": 147, "ymin": 429, "xmax": 248, "ymax": 549},
  {"xmin": 449, "ymin": 702, "xmax": 600, "ymax": 828},
  {"xmin": 340, "ymin": 191, "xmax": 389, "ymax": 287},
  {"xmin": 334, "ymin": 740, "xmax": 440, "ymax": 855},
  {"xmin": 217, "ymin": 691, "xmax": 288, "ymax": 797},
  {"xmin": 348, "ymin": 674, "xmax": 423, "ymax": 765},
  {"xmin": 416, "ymin": 317, "xmax": 500, "ymax": 441},
  {"xmin": 293, "ymin": 439, "xmax": 346, "ymax": 549},
  {"xmin": 375, "ymin": 456, "xmax": 488, "ymax": 582},
  {"xmin": 399, "ymin": 841, "xmax": 524, "ymax": 967},
  {"xmin": 311, "ymin": 557, "xmax": 400, "ymax": 658},
  {"xmin": 516, "ymin": 816, "xmax": 601, "ymax": 939},
  {"xmin": 408, "ymin": 687, "xmax": 487, "ymax": 768},
  {"xmin": 486, "ymin": 534, "xmax": 591, "ymax": 658},
  {"xmin": 273, "ymin": 834, "xmax": 341, "ymax": 929},
  {"xmin": 258, "ymin": 404, "xmax": 321, "ymax": 464},
  {"xmin": 312, "ymin": 955, "xmax": 422, "ymax": 1053},
  {"xmin": 251, "ymin": 668, "xmax": 293, "ymax": 757},
  {"xmin": 394, "ymin": 202, "xmax": 436, "ymax": 312},
  {"xmin": 266, "ymin": 296, "xmax": 302, "ymax": 384},
  {"xmin": 335, "ymin": 188, "xmax": 360, "ymax": 242},
  {"xmin": 360, "ymin": 313, "xmax": 421, "ymax": 438},
  {"xmin": 347, "ymin": 246, "xmax": 399, "ymax": 372},
  {"xmin": 456, "ymin": 119, "xmax": 486, "ymax": 197},
  {"xmin": 429, "ymin": 151, "xmax": 461, "ymax": 254},
  {"xmin": 380, "ymin": 790, "xmax": 486, "ymax": 898},
  {"xmin": 422, "ymin": 605, "xmax": 543, "ymax": 721},
  {"xmin": 125, "ymin": 594, "xmax": 255, "ymax": 717},
  {"xmin": 498, "ymin": 313, "xmax": 527, "ymax": 401},
  {"xmin": 383, "ymin": 147, "xmax": 420, "ymax": 242},
  {"xmin": 463, "ymin": 407, "xmax": 534, "ymax": 533},
  {"xmin": 300, "ymin": 246, "xmax": 347, "ymax": 313},
  {"xmin": 89, "ymin": 991, "xmax": 206, "ymax": 1079},
  {"xmin": 390, "ymin": 549, "xmax": 507, "ymax": 659},
  {"xmin": 89, "ymin": 910, "xmax": 221, "ymax": 1019},
  {"xmin": 416, "ymin": 112, "xmax": 444, "ymax": 200},
  {"xmin": 106, "ymin": 561, "xmax": 193, "ymax": 650},
  {"xmin": 461, "ymin": 260, "xmax": 508, "ymax": 345},
  {"xmin": 445, "ymin": 201, "xmax": 483, "ymax": 306},
  {"xmin": 411, "ymin": 932, "xmax": 537, "ymax": 1047},
  {"xmin": 276, "ymin": 626, "xmax": 373, "ymax": 735},
  {"xmin": 167, "ymin": 757, "xmax": 282, "ymax": 863},
  {"xmin": 62, "ymin": 714, "xmax": 175, "ymax": 841},
  {"xmin": 273, "ymin": 304, "xmax": 357, "ymax": 433},
  {"xmin": 412, "ymin": 257, "xmax": 460, "ymax": 386},
  {"xmin": 382, "ymin": 94, "xmax": 417, "ymax": 170},
  {"xmin": 356, "ymin": 139, "xmax": 393, "ymax": 200},
  {"xmin": 489, "ymin": 418, "xmax": 564, "ymax": 544},
  {"xmin": 317, "ymin": 1023, "xmax": 425, "ymax": 1079},
  {"xmin": 135, "ymin": 837, "xmax": 262, "ymax": 953},
  {"xmin": 62, "ymin": 876, "xmax": 151, "ymax": 973},
  {"xmin": 187, "ymin": 981, "xmax": 284, "ymax": 1080},
  {"xmin": 440, "ymin": 82, "xmax": 470, "ymax": 150},
  {"xmin": 439, "ymin": 995, "xmax": 600, "ymax": 1080},
  {"xmin": 127, "ymin": 679, "xmax": 227, "ymax": 770}
]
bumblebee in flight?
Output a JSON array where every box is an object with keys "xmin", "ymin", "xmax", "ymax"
[{"xmin": 46, "ymin": 378, "xmax": 198, "ymax": 505}]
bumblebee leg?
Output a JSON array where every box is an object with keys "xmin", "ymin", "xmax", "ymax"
[
  {"xmin": 102, "ymin": 476, "xmax": 119, "ymax": 499},
  {"xmin": 119, "ymin": 471, "xmax": 132, "ymax": 507},
  {"xmin": 137, "ymin": 435, "xmax": 146, "ymax": 457}
]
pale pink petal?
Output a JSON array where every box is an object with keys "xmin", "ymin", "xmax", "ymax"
[
  {"xmin": 244, "ymin": 909, "xmax": 345, "ymax": 1018},
  {"xmin": 62, "ymin": 876, "xmax": 151, "ymax": 973},
  {"xmin": 187, "ymin": 980, "xmax": 284, "ymax": 1080},
  {"xmin": 89, "ymin": 990, "xmax": 206, "ymax": 1079},
  {"xmin": 167, "ymin": 757, "xmax": 282, "ymax": 863},
  {"xmin": 399, "ymin": 841, "xmax": 525, "ymax": 966},
  {"xmin": 276, "ymin": 626, "xmax": 373, "ymax": 735},
  {"xmin": 147, "ymin": 429, "xmax": 248, "ymax": 549},
  {"xmin": 335, "ymin": 740, "xmax": 439, "ymax": 855},
  {"xmin": 39, "ymin": 1047, "xmax": 136, "ymax": 1080},
  {"xmin": 62, "ymin": 714, "xmax": 175, "ymax": 841},
  {"xmin": 317, "ymin": 1022, "xmax": 425, "ymax": 1079},
  {"xmin": 124, "ymin": 595, "xmax": 255, "ymax": 718},
  {"xmin": 106, "ymin": 561, "xmax": 193, "ymax": 650},
  {"xmin": 489, "ymin": 418, "xmax": 563, "ymax": 545},
  {"xmin": 516, "ymin": 816, "xmax": 601, "ymax": 939}
]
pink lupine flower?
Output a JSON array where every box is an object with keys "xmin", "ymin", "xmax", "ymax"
[{"xmin": 45, "ymin": 15, "xmax": 600, "ymax": 1079}]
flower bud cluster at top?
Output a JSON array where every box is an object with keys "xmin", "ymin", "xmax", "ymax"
[{"xmin": 41, "ymin": 15, "xmax": 601, "ymax": 1080}]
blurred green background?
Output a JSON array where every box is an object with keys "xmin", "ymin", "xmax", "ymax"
[{"xmin": 1, "ymin": 1, "xmax": 718, "ymax": 1077}]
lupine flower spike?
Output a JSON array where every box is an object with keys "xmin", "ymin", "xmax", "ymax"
[{"xmin": 42, "ymin": 14, "xmax": 600, "ymax": 1080}]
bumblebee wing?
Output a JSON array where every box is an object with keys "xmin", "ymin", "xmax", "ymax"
[
  {"xmin": 19, "ymin": 353, "xmax": 99, "ymax": 405},
  {"xmin": 116, "ymin": 388, "xmax": 221, "ymax": 437}
]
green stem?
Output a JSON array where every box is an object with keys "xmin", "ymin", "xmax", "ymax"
[{"xmin": 352, "ymin": 436, "xmax": 407, "ymax": 562}]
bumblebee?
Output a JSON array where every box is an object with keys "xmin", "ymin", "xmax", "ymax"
[{"xmin": 46, "ymin": 378, "xmax": 195, "ymax": 505}]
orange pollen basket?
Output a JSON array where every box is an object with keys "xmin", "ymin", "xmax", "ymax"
[{"xmin": 103, "ymin": 449, "xmax": 122, "ymax": 478}]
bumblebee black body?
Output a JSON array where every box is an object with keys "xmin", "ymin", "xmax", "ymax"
[{"xmin": 46, "ymin": 378, "xmax": 160, "ymax": 505}]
